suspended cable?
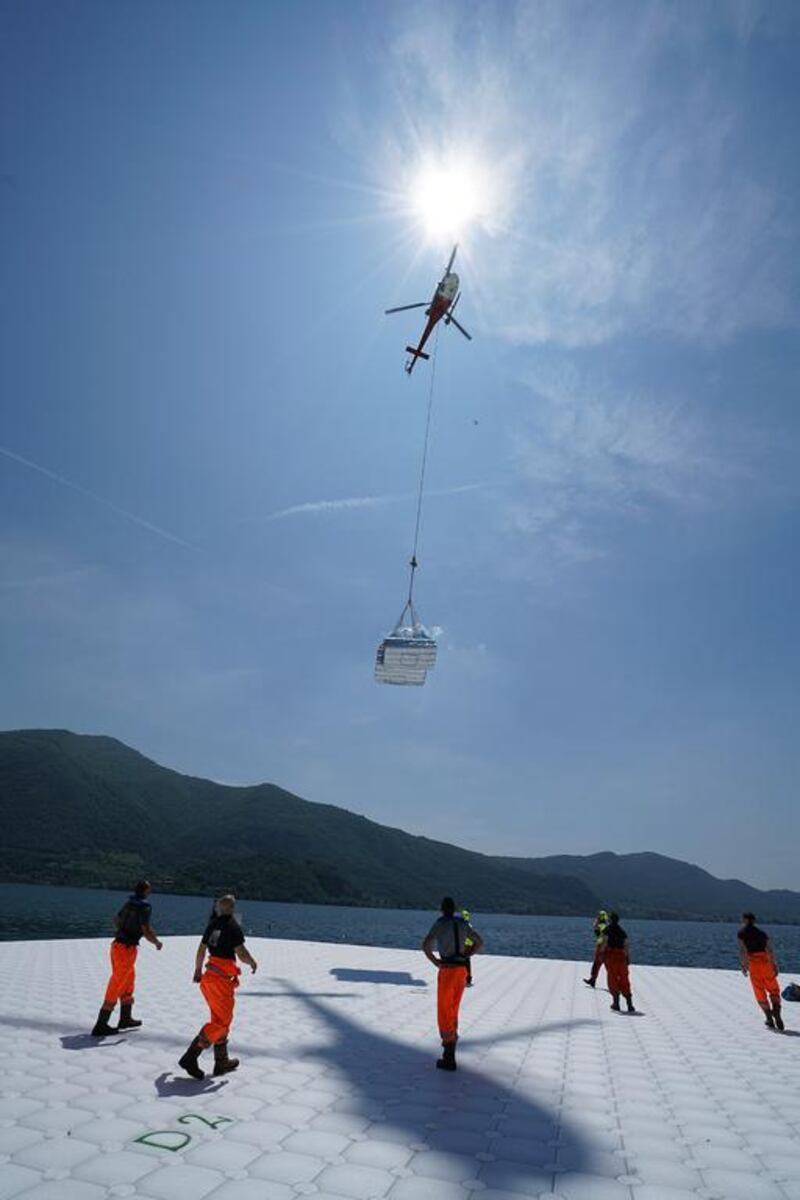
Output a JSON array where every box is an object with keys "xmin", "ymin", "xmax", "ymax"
[
  {"xmin": 376, "ymin": 243, "xmax": 470, "ymax": 686},
  {"xmin": 406, "ymin": 323, "xmax": 441, "ymax": 610}
]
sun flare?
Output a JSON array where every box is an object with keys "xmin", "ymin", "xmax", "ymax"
[{"xmin": 410, "ymin": 158, "xmax": 492, "ymax": 241}]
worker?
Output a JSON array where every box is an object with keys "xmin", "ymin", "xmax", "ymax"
[
  {"xmin": 602, "ymin": 911, "xmax": 636, "ymax": 1013},
  {"xmin": 738, "ymin": 912, "xmax": 785, "ymax": 1031},
  {"xmin": 583, "ymin": 909, "xmax": 609, "ymax": 988},
  {"xmin": 179, "ymin": 894, "xmax": 258, "ymax": 1080},
  {"xmin": 92, "ymin": 879, "xmax": 162, "ymax": 1036},
  {"xmin": 422, "ymin": 897, "xmax": 484, "ymax": 1071},
  {"xmin": 461, "ymin": 908, "xmax": 475, "ymax": 986}
]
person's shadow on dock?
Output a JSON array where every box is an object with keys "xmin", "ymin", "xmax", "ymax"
[
  {"xmin": 271, "ymin": 977, "xmax": 597, "ymax": 1192},
  {"xmin": 154, "ymin": 1071, "xmax": 227, "ymax": 1097},
  {"xmin": 329, "ymin": 968, "xmax": 427, "ymax": 986},
  {"xmin": 239, "ymin": 990, "xmax": 357, "ymax": 999},
  {"xmin": 60, "ymin": 1032, "xmax": 126, "ymax": 1050}
]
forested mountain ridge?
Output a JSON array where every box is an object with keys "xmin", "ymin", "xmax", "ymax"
[
  {"xmin": 497, "ymin": 850, "xmax": 800, "ymax": 923},
  {"xmin": 0, "ymin": 730, "xmax": 595, "ymax": 913},
  {"xmin": 2, "ymin": 730, "xmax": 797, "ymax": 922}
]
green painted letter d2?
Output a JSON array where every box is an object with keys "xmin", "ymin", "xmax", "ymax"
[{"xmin": 134, "ymin": 1130, "xmax": 192, "ymax": 1152}]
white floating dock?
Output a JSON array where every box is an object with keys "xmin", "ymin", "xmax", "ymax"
[{"xmin": 1, "ymin": 935, "xmax": 799, "ymax": 1200}]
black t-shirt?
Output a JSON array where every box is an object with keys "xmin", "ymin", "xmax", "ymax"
[
  {"xmin": 738, "ymin": 924, "xmax": 768, "ymax": 954},
  {"xmin": 114, "ymin": 898, "xmax": 152, "ymax": 946},
  {"xmin": 605, "ymin": 923, "xmax": 627, "ymax": 949},
  {"xmin": 202, "ymin": 914, "xmax": 245, "ymax": 960}
]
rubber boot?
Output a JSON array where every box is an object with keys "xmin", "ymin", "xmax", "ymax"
[
  {"xmin": 626, "ymin": 995, "xmax": 636, "ymax": 1014},
  {"xmin": 760, "ymin": 1002, "xmax": 775, "ymax": 1029},
  {"xmin": 91, "ymin": 1006, "xmax": 117, "ymax": 1037},
  {"xmin": 610, "ymin": 994, "xmax": 621, "ymax": 1012},
  {"xmin": 179, "ymin": 1034, "xmax": 208, "ymax": 1080},
  {"xmin": 117, "ymin": 1002, "xmax": 142, "ymax": 1030},
  {"xmin": 213, "ymin": 1039, "xmax": 240, "ymax": 1076},
  {"xmin": 772, "ymin": 1001, "xmax": 784, "ymax": 1032},
  {"xmin": 436, "ymin": 1041, "xmax": 457, "ymax": 1071}
]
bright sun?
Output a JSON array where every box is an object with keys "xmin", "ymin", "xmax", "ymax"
[{"xmin": 410, "ymin": 159, "xmax": 491, "ymax": 241}]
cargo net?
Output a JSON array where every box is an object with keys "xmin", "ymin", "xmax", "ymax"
[{"xmin": 375, "ymin": 601, "xmax": 438, "ymax": 687}]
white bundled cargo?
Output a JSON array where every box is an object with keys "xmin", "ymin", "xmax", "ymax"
[
  {"xmin": 375, "ymin": 633, "xmax": 437, "ymax": 686},
  {"xmin": 375, "ymin": 605, "xmax": 438, "ymax": 687}
]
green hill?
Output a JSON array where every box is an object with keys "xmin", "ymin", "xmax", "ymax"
[
  {"xmin": 497, "ymin": 850, "xmax": 800, "ymax": 923},
  {"xmin": 3, "ymin": 730, "xmax": 796, "ymax": 922},
  {"xmin": 0, "ymin": 730, "xmax": 596, "ymax": 914}
]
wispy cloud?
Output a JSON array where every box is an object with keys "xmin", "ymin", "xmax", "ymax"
[
  {"xmin": 494, "ymin": 356, "xmax": 763, "ymax": 581},
  {"xmin": 0, "ymin": 564, "xmax": 98, "ymax": 593},
  {"xmin": 253, "ymin": 481, "xmax": 489, "ymax": 524},
  {"xmin": 0, "ymin": 444, "xmax": 192, "ymax": 548},
  {"xmin": 512, "ymin": 363, "xmax": 735, "ymax": 511},
  {"xmin": 0, "ymin": 539, "xmax": 187, "ymax": 631},
  {"xmin": 354, "ymin": 0, "xmax": 799, "ymax": 348},
  {"xmin": 331, "ymin": 0, "xmax": 800, "ymax": 589},
  {"xmin": 263, "ymin": 493, "xmax": 402, "ymax": 522}
]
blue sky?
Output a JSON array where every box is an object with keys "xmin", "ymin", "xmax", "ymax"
[{"xmin": 1, "ymin": 1, "xmax": 798, "ymax": 889}]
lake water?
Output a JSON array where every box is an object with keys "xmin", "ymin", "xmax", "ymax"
[{"xmin": 2, "ymin": 882, "xmax": 800, "ymax": 972}]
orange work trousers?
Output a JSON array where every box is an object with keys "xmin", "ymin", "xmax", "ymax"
[
  {"xmin": 588, "ymin": 943, "xmax": 606, "ymax": 983},
  {"xmin": 200, "ymin": 958, "xmax": 240, "ymax": 1044},
  {"xmin": 748, "ymin": 952, "xmax": 780, "ymax": 1005},
  {"xmin": 437, "ymin": 965, "xmax": 468, "ymax": 1044},
  {"xmin": 103, "ymin": 942, "xmax": 138, "ymax": 1006},
  {"xmin": 605, "ymin": 947, "xmax": 631, "ymax": 997}
]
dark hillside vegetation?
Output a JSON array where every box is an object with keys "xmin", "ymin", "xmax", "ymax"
[
  {"xmin": 2, "ymin": 730, "xmax": 796, "ymax": 921},
  {"xmin": 0, "ymin": 730, "xmax": 595, "ymax": 914}
]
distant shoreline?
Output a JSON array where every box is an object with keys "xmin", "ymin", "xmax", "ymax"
[
  {"xmin": 6, "ymin": 881, "xmax": 800, "ymax": 969},
  {"xmin": 3, "ymin": 876, "xmax": 799, "ymax": 927},
  {"xmin": 4, "ymin": 732, "xmax": 799, "ymax": 926}
]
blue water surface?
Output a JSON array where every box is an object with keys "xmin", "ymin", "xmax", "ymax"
[{"xmin": 3, "ymin": 882, "xmax": 800, "ymax": 972}]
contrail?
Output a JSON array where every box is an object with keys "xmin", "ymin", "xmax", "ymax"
[
  {"xmin": 261, "ymin": 481, "xmax": 489, "ymax": 523},
  {"xmin": 263, "ymin": 493, "xmax": 403, "ymax": 521},
  {"xmin": 0, "ymin": 444, "xmax": 192, "ymax": 548}
]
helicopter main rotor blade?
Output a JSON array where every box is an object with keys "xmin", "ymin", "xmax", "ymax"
[
  {"xmin": 447, "ymin": 313, "xmax": 472, "ymax": 340},
  {"xmin": 385, "ymin": 302, "xmax": 427, "ymax": 314}
]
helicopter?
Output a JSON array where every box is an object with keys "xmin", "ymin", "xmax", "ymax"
[{"xmin": 385, "ymin": 243, "xmax": 471, "ymax": 374}]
